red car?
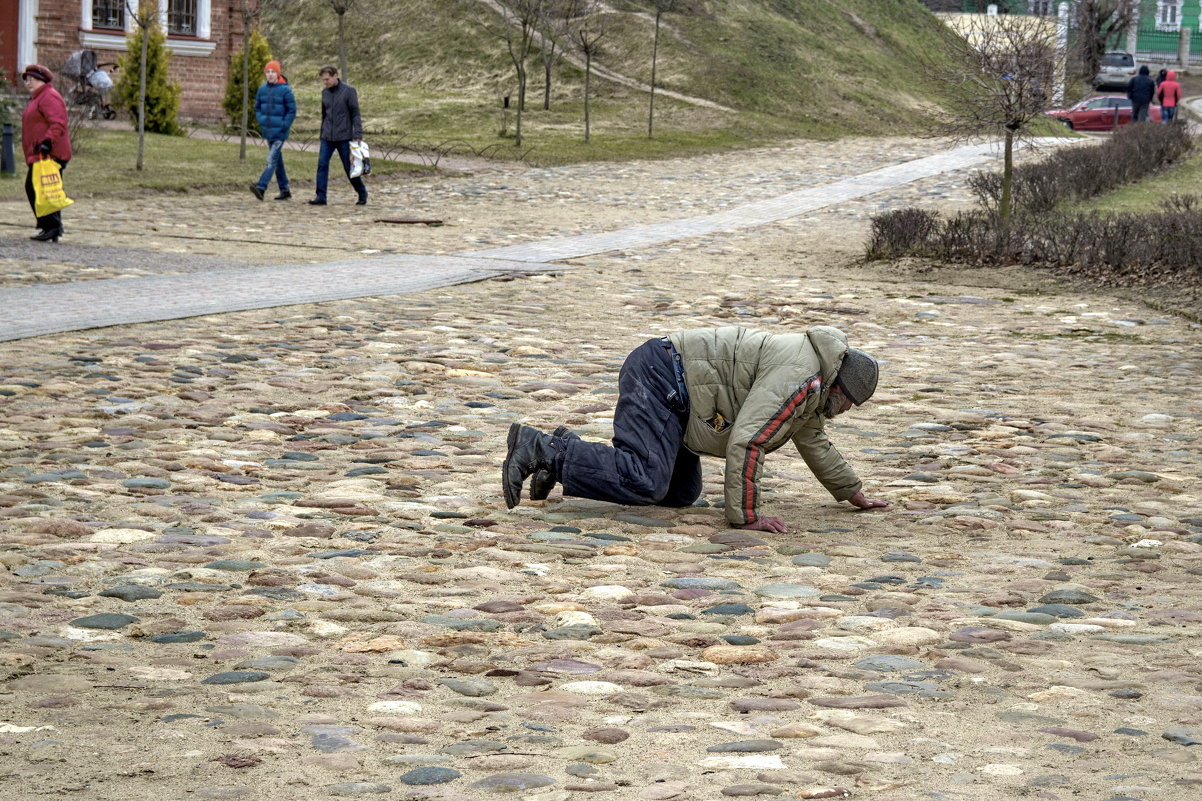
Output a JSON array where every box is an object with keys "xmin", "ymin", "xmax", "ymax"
[{"xmin": 1046, "ymin": 95, "xmax": 1162, "ymax": 131}]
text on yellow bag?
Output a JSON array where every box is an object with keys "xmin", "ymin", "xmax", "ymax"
[{"xmin": 33, "ymin": 158, "xmax": 74, "ymax": 218}]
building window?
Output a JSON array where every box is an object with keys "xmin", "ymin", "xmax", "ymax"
[
  {"xmin": 168, "ymin": 0, "xmax": 198, "ymax": 36},
  {"xmin": 1156, "ymin": 0, "xmax": 1183, "ymax": 31},
  {"xmin": 92, "ymin": 0, "xmax": 126, "ymax": 30},
  {"xmin": 1027, "ymin": 0, "xmax": 1053, "ymax": 16}
]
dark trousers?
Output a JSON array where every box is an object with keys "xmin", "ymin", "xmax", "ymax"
[
  {"xmin": 25, "ymin": 159, "xmax": 68, "ymax": 231},
  {"xmin": 315, "ymin": 139, "xmax": 366, "ymax": 201},
  {"xmin": 560, "ymin": 338, "xmax": 702, "ymax": 507}
]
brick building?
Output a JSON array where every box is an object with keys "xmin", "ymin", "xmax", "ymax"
[{"xmin": 2, "ymin": 1, "xmax": 253, "ymax": 121}]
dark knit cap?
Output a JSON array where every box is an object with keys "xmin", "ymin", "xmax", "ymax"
[{"xmin": 835, "ymin": 348, "xmax": 879, "ymax": 405}]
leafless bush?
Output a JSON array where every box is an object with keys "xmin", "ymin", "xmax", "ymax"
[
  {"xmin": 864, "ymin": 208, "xmax": 939, "ymax": 260},
  {"xmin": 969, "ymin": 122, "xmax": 1194, "ymax": 215},
  {"xmin": 1160, "ymin": 193, "xmax": 1200, "ymax": 213}
]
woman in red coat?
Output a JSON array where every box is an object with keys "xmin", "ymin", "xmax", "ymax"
[{"xmin": 21, "ymin": 64, "xmax": 72, "ymax": 242}]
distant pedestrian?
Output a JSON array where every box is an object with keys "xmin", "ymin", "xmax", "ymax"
[
  {"xmin": 1155, "ymin": 68, "xmax": 1167, "ymax": 88},
  {"xmin": 1157, "ymin": 69, "xmax": 1182, "ymax": 124},
  {"xmin": 310, "ymin": 65, "xmax": 367, "ymax": 206},
  {"xmin": 1127, "ymin": 65, "xmax": 1156, "ymax": 122},
  {"xmin": 250, "ymin": 60, "xmax": 296, "ymax": 201},
  {"xmin": 20, "ymin": 64, "xmax": 72, "ymax": 243}
]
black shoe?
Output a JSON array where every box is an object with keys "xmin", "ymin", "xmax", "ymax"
[
  {"xmin": 356, "ymin": 196, "xmax": 368, "ymax": 206},
  {"xmin": 529, "ymin": 426, "xmax": 578, "ymax": 501},
  {"xmin": 31, "ymin": 227, "xmax": 62, "ymax": 242},
  {"xmin": 250, "ymin": 184, "xmax": 265, "ymax": 201},
  {"xmin": 274, "ymin": 191, "xmax": 291, "ymax": 200},
  {"xmin": 308, "ymin": 198, "xmax": 327, "ymax": 206},
  {"xmin": 502, "ymin": 423, "xmax": 560, "ymax": 510}
]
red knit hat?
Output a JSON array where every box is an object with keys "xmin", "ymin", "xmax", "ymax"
[{"xmin": 264, "ymin": 60, "xmax": 281, "ymax": 74}]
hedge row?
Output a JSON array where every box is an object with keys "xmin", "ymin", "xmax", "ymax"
[
  {"xmin": 967, "ymin": 122, "xmax": 1193, "ymax": 215},
  {"xmin": 864, "ymin": 204, "xmax": 1202, "ymax": 285}
]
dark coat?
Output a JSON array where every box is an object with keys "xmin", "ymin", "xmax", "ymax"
[
  {"xmin": 22, "ymin": 83, "xmax": 72, "ymax": 165},
  {"xmin": 1127, "ymin": 73, "xmax": 1156, "ymax": 106},
  {"xmin": 255, "ymin": 79, "xmax": 296, "ymax": 142},
  {"xmin": 320, "ymin": 80, "xmax": 363, "ymax": 141}
]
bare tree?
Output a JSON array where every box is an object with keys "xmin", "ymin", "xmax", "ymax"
[
  {"xmin": 929, "ymin": 14, "xmax": 1061, "ymax": 230},
  {"xmin": 647, "ymin": 0, "xmax": 674, "ymax": 140},
  {"xmin": 537, "ymin": 0, "xmax": 577, "ymax": 110},
  {"xmin": 573, "ymin": 0, "xmax": 608, "ymax": 142},
  {"xmin": 468, "ymin": 0, "xmax": 544, "ymax": 146},
  {"xmin": 324, "ymin": 0, "xmax": 362, "ymax": 83},
  {"xmin": 234, "ymin": 1, "xmax": 262, "ymax": 163},
  {"xmin": 1074, "ymin": 0, "xmax": 1139, "ymax": 91},
  {"xmin": 124, "ymin": 1, "xmax": 157, "ymax": 171}
]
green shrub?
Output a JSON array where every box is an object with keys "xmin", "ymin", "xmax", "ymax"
[
  {"xmin": 114, "ymin": 15, "xmax": 183, "ymax": 135},
  {"xmin": 223, "ymin": 28, "xmax": 273, "ymax": 135}
]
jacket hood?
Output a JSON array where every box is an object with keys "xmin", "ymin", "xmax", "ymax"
[
  {"xmin": 1167, "ymin": 70, "xmax": 1177, "ymax": 81},
  {"xmin": 1139, "ymin": 65, "xmax": 1150, "ymax": 75},
  {"xmin": 806, "ymin": 325, "xmax": 850, "ymax": 385}
]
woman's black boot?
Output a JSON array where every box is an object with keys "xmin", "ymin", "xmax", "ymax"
[{"xmin": 31, "ymin": 227, "xmax": 62, "ymax": 242}]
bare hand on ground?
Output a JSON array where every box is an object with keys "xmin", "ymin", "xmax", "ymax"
[
  {"xmin": 741, "ymin": 516, "xmax": 788, "ymax": 533},
  {"xmin": 849, "ymin": 490, "xmax": 890, "ymax": 509}
]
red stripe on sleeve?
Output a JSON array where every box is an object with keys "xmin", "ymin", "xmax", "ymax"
[{"xmin": 740, "ymin": 375, "xmax": 822, "ymax": 522}]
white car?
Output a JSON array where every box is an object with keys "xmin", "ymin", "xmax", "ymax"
[{"xmin": 1095, "ymin": 51, "xmax": 1139, "ymax": 89}]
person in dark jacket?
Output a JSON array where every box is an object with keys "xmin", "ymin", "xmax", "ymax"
[
  {"xmin": 309, "ymin": 65, "xmax": 367, "ymax": 206},
  {"xmin": 20, "ymin": 65, "xmax": 72, "ymax": 242},
  {"xmin": 251, "ymin": 60, "xmax": 297, "ymax": 201},
  {"xmin": 502, "ymin": 326, "xmax": 890, "ymax": 533},
  {"xmin": 1127, "ymin": 65, "xmax": 1156, "ymax": 122},
  {"xmin": 1157, "ymin": 70, "xmax": 1182, "ymax": 124}
]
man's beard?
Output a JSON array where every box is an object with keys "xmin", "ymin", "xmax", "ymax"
[{"xmin": 823, "ymin": 394, "xmax": 840, "ymax": 419}]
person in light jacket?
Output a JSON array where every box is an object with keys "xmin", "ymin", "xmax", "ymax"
[
  {"xmin": 20, "ymin": 65, "xmax": 72, "ymax": 243},
  {"xmin": 309, "ymin": 65, "xmax": 367, "ymax": 206},
  {"xmin": 250, "ymin": 60, "xmax": 297, "ymax": 201},
  {"xmin": 503, "ymin": 326, "xmax": 890, "ymax": 533}
]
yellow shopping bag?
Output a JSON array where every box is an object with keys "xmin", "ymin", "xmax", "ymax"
[{"xmin": 33, "ymin": 157, "xmax": 74, "ymax": 218}]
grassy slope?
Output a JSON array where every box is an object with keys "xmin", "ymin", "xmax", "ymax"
[{"xmin": 261, "ymin": 0, "xmax": 956, "ymax": 163}]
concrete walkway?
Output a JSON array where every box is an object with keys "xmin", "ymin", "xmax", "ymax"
[{"xmin": 0, "ymin": 140, "xmax": 1017, "ymax": 342}]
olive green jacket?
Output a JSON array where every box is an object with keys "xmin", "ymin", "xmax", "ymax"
[{"xmin": 668, "ymin": 325, "xmax": 863, "ymax": 525}]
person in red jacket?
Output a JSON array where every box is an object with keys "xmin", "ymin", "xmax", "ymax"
[
  {"xmin": 1157, "ymin": 70, "xmax": 1182, "ymax": 124},
  {"xmin": 21, "ymin": 64, "xmax": 73, "ymax": 242}
]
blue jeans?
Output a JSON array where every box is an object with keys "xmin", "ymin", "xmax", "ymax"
[
  {"xmin": 315, "ymin": 139, "xmax": 367, "ymax": 201},
  {"xmin": 256, "ymin": 140, "xmax": 289, "ymax": 193},
  {"xmin": 1162, "ymin": 105, "xmax": 1177, "ymax": 123}
]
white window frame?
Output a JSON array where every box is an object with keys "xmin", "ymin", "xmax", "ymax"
[
  {"xmin": 79, "ymin": 0, "xmax": 215, "ymax": 56},
  {"xmin": 1027, "ymin": 0, "xmax": 1054, "ymax": 16},
  {"xmin": 18, "ymin": 0, "xmax": 37, "ymax": 73},
  {"xmin": 1155, "ymin": 0, "xmax": 1183, "ymax": 31}
]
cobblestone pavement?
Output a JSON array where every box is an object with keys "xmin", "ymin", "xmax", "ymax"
[
  {"xmin": 0, "ymin": 139, "xmax": 1038, "ymax": 341},
  {"xmin": 1, "ymin": 136, "xmax": 1201, "ymax": 801}
]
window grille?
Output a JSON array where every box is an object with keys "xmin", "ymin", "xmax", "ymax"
[
  {"xmin": 92, "ymin": 0, "xmax": 126, "ymax": 30},
  {"xmin": 168, "ymin": 0, "xmax": 198, "ymax": 36}
]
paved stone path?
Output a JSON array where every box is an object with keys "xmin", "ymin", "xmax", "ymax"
[{"xmin": 0, "ymin": 141, "xmax": 1020, "ymax": 342}]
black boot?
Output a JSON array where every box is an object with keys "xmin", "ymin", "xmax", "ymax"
[
  {"xmin": 502, "ymin": 423, "xmax": 562, "ymax": 509},
  {"xmin": 31, "ymin": 227, "xmax": 63, "ymax": 242},
  {"xmin": 529, "ymin": 426, "xmax": 579, "ymax": 501}
]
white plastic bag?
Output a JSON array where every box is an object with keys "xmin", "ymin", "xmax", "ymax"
[
  {"xmin": 88, "ymin": 70, "xmax": 113, "ymax": 90},
  {"xmin": 349, "ymin": 140, "xmax": 371, "ymax": 179}
]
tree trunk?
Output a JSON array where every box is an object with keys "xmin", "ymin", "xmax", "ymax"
[
  {"xmin": 137, "ymin": 21, "xmax": 148, "ymax": 171},
  {"xmin": 544, "ymin": 56, "xmax": 552, "ymax": 111},
  {"xmin": 516, "ymin": 67, "xmax": 527, "ymax": 146},
  {"xmin": 999, "ymin": 128, "xmax": 1014, "ymax": 232},
  {"xmin": 583, "ymin": 53, "xmax": 591, "ymax": 143},
  {"xmin": 648, "ymin": 12, "xmax": 661, "ymax": 140},
  {"xmin": 239, "ymin": 23, "xmax": 250, "ymax": 163},
  {"xmin": 338, "ymin": 11, "xmax": 347, "ymax": 82}
]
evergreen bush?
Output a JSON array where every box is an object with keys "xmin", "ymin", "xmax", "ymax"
[
  {"xmin": 114, "ymin": 15, "xmax": 183, "ymax": 136},
  {"xmin": 223, "ymin": 28, "xmax": 273, "ymax": 135}
]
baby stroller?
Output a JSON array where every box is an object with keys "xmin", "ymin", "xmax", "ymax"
[{"xmin": 63, "ymin": 49, "xmax": 118, "ymax": 120}]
